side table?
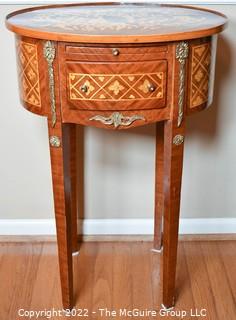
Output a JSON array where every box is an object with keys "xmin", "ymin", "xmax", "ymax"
[{"xmin": 6, "ymin": 2, "xmax": 227, "ymax": 310}]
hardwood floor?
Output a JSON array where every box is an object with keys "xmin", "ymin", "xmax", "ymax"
[{"xmin": 0, "ymin": 240, "xmax": 235, "ymax": 319}]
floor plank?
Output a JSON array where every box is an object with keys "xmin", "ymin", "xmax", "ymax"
[
  {"xmin": 217, "ymin": 241, "xmax": 236, "ymax": 302},
  {"xmin": 175, "ymin": 243, "xmax": 196, "ymax": 315},
  {"xmin": 30, "ymin": 243, "xmax": 61, "ymax": 311},
  {"xmin": 74, "ymin": 242, "xmax": 96, "ymax": 312},
  {"xmin": 131, "ymin": 242, "xmax": 153, "ymax": 315},
  {"xmin": 92, "ymin": 242, "xmax": 113, "ymax": 319},
  {"xmin": 112, "ymin": 242, "xmax": 133, "ymax": 320},
  {"xmin": 183, "ymin": 242, "xmax": 218, "ymax": 320},
  {"xmin": 201, "ymin": 241, "xmax": 236, "ymax": 320}
]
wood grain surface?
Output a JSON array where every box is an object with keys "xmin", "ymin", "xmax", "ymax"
[
  {"xmin": 0, "ymin": 240, "xmax": 235, "ymax": 319},
  {"xmin": 154, "ymin": 121, "xmax": 164, "ymax": 250}
]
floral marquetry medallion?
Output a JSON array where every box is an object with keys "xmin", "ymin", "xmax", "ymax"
[
  {"xmin": 16, "ymin": 40, "xmax": 41, "ymax": 107},
  {"xmin": 190, "ymin": 42, "xmax": 211, "ymax": 108},
  {"xmin": 69, "ymin": 73, "xmax": 164, "ymax": 101}
]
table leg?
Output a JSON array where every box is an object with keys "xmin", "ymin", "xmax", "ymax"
[
  {"xmin": 162, "ymin": 120, "xmax": 185, "ymax": 309},
  {"xmin": 48, "ymin": 122, "xmax": 75, "ymax": 309},
  {"xmin": 153, "ymin": 121, "xmax": 164, "ymax": 251},
  {"xmin": 69, "ymin": 125, "xmax": 78, "ymax": 254}
]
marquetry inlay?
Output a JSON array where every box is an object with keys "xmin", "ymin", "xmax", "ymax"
[
  {"xmin": 190, "ymin": 43, "xmax": 211, "ymax": 108},
  {"xmin": 69, "ymin": 72, "xmax": 164, "ymax": 101},
  {"xmin": 8, "ymin": 5, "xmax": 227, "ymax": 36},
  {"xmin": 16, "ymin": 40, "xmax": 41, "ymax": 107}
]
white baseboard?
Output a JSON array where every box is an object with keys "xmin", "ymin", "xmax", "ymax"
[{"xmin": 0, "ymin": 218, "xmax": 235, "ymax": 235}]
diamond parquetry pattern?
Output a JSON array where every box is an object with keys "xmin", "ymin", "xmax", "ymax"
[
  {"xmin": 69, "ymin": 72, "xmax": 164, "ymax": 101},
  {"xmin": 190, "ymin": 43, "xmax": 211, "ymax": 108},
  {"xmin": 17, "ymin": 41, "xmax": 41, "ymax": 107}
]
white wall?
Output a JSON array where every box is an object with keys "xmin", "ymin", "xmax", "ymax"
[{"xmin": 0, "ymin": 2, "xmax": 236, "ymax": 225}]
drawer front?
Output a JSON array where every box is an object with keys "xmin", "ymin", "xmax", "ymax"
[
  {"xmin": 65, "ymin": 44, "xmax": 168, "ymax": 62},
  {"xmin": 61, "ymin": 60, "xmax": 167, "ymax": 111}
]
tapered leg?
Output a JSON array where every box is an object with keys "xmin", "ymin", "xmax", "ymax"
[
  {"xmin": 162, "ymin": 120, "xmax": 185, "ymax": 309},
  {"xmin": 48, "ymin": 122, "xmax": 75, "ymax": 309},
  {"xmin": 153, "ymin": 121, "xmax": 164, "ymax": 251}
]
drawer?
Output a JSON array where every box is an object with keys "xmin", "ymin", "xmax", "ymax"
[
  {"xmin": 65, "ymin": 44, "xmax": 168, "ymax": 62},
  {"xmin": 60, "ymin": 60, "xmax": 167, "ymax": 112}
]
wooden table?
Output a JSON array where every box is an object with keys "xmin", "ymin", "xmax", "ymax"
[{"xmin": 6, "ymin": 2, "xmax": 227, "ymax": 310}]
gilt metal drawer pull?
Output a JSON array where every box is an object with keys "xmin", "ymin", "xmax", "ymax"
[
  {"xmin": 80, "ymin": 84, "xmax": 88, "ymax": 93},
  {"xmin": 89, "ymin": 112, "xmax": 145, "ymax": 128},
  {"xmin": 112, "ymin": 48, "xmax": 120, "ymax": 56},
  {"xmin": 148, "ymin": 84, "xmax": 156, "ymax": 92}
]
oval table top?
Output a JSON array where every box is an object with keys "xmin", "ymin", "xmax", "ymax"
[{"xmin": 6, "ymin": 2, "xmax": 227, "ymax": 43}]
